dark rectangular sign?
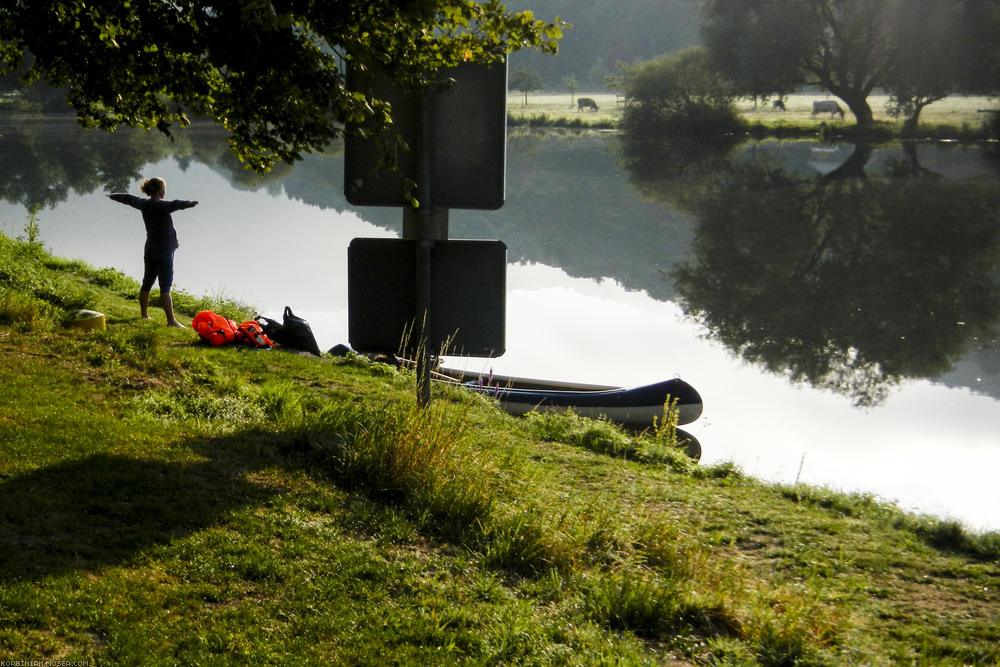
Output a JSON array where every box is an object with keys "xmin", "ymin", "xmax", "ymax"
[
  {"xmin": 344, "ymin": 61, "xmax": 507, "ymax": 210},
  {"xmin": 348, "ymin": 238, "xmax": 506, "ymax": 356}
]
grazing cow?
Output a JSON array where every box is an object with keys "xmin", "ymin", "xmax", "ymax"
[
  {"xmin": 577, "ymin": 97, "xmax": 599, "ymax": 111},
  {"xmin": 811, "ymin": 100, "xmax": 845, "ymax": 119},
  {"xmin": 772, "ymin": 99, "xmax": 786, "ymax": 111}
]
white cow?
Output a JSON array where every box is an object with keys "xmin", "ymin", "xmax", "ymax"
[{"xmin": 812, "ymin": 100, "xmax": 845, "ymax": 119}]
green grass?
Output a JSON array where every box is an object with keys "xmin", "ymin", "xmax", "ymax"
[{"xmin": 2, "ymin": 231, "xmax": 998, "ymax": 665}]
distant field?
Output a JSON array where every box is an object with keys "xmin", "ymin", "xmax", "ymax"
[
  {"xmin": 508, "ymin": 92, "xmax": 998, "ymax": 128},
  {"xmin": 507, "ymin": 93, "xmax": 624, "ymax": 124},
  {"xmin": 737, "ymin": 93, "xmax": 996, "ymax": 127}
]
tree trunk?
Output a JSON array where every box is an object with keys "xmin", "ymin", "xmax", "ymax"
[
  {"xmin": 903, "ymin": 101, "xmax": 931, "ymax": 135},
  {"xmin": 843, "ymin": 96, "xmax": 874, "ymax": 128},
  {"xmin": 825, "ymin": 81, "xmax": 874, "ymax": 128}
]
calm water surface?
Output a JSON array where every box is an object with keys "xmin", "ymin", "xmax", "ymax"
[{"xmin": 2, "ymin": 117, "xmax": 998, "ymax": 531}]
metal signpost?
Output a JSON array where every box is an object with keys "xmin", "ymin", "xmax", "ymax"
[{"xmin": 345, "ymin": 60, "xmax": 509, "ymax": 405}]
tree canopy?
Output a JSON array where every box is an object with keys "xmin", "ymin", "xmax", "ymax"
[
  {"xmin": 700, "ymin": 0, "xmax": 1000, "ymax": 129},
  {"xmin": 880, "ymin": 0, "xmax": 965, "ymax": 130},
  {"xmin": 0, "ymin": 1, "xmax": 563, "ymax": 171},
  {"xmin": 701, "ymin": 0, "xmax": 894, "ymax": 127},
  {"xmin": 506, "ymin": 0, "xmax": 700, "ymax": 89},
  {"xmin": 620, "ymin": 47, "xmax": 745, "ymax": 137}
]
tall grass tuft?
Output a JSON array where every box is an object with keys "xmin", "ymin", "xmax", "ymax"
[
  {"xmin": 583, "ymin": 573, "xmax": 683, "ymax": 637},
  {"xmin": 478, "ymin": 509, "xmax": 558, "ymax": 574},
  {"xmin": 783, "ymin": 484, "xmax": 1000, "ymax": 560},
  {"xmin": 896, "ymin": 515, "xmax": 1000, "ymax": 561},
  {"xmin": 583, "ymin": 535, "xmax": 844, "ymax": 664},
  {"xmin": 632, "ymin": 519, "xmax": 710, "ymax": 581},
  {"xmin": 0, "ymin": 288, "xmax": 52, "ymax": 330},
  {"xmin": 0, "ymin": 231, "xmax": 97, "ymax": 317},
  {"xmin": 525, "ymin": 409, "xmax": 637, "ymax": 459},
  {"xmin": 523, "ymin": 403, "xmax": 698, "ymax": 470},
  {"xmin": 86, "ymin": 326, "xmax": 163, "ymax": 371},
  {"xmin": 295, "ymin": 400, "xmax": 495, "ymax": 540},
  {"xmin": 132, "ymin": 385, "xmax": 267, "ymax": 429},
  {"xmin": 155, "ymin": 289, "xmax": 255, "ymax": 322},
  {"xmin": 257, "ymin": 379, "xmax": 308, "ymax": 427},
  {"xmin": 84, "ymin": 266, "xmax": 140, "ymax": 296},
  {"xmin": 738, "ymin": 584, "xmax": 846, "ymax": 666}
]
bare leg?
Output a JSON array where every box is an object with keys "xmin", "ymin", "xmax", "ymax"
[
  {"xmin": 139, "ymin": 290, "xmax": 153, "ymax": 320},
  {"xmin": 161, "ymin": 291, "xmax": 185, "ymax": 328}
]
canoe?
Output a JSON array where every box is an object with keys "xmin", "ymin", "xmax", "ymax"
[
  {"xmin": 674, "ymin": 429, "xmax": 702, "ymax": 461},
  {"xmin": 439, "ymin": 369, "xmax": 703, "ymax": 428}
]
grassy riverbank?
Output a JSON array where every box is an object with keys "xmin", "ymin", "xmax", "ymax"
[
  {"xmin": 2, "ymin": 231, "xmax": 999, "ymax": 664},
  {"xmin": 508, "ymin": 92, "xmax": 999, "ymax": 139}
]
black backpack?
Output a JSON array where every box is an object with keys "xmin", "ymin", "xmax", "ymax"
[{"xmin": 258, "ymin": 306, "xmax": 322, "ymax": 356}]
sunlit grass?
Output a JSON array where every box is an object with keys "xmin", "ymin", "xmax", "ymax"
[
  {"xmin": 0, "ymin": 226, "xmax": 253, "ymax": 333},
  {"xmin": 2, "ymin": 231, "xmax": 998, "ymax": 664}
]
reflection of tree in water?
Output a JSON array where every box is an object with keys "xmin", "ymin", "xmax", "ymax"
[
  {"xmin": 0, "ymin": 116, "xmax": 288, "ymax": 211},
  {"xmin": 1, "ymin": 122, "xmax": 699, "ymax": 306},
  {"xmin": 625, "ymin": 138, "xmax": 1000, "ymax": 406},
  {"xmin": 0, "ymin": 117, "xmax": 178, "ymax": 210}
]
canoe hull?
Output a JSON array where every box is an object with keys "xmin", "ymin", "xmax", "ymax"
[{"xmin": 457, "ymin": 375, "xmax": 703, "ymax": 428}]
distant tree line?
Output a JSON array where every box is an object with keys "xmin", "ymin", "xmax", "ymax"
[
  {"xmin": 505, "ymin": 0, "xmax": 700, "ymax": 90},
  {"xmin": 0, "ymin": 69, "xmax": 67, "ymax": 111}
]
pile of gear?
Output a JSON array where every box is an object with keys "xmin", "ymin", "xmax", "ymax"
[{"xmin": 192, "ymin": 306, "xmax": 321, "ymax": 356}]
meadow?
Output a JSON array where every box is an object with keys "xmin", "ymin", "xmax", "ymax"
[
  {"xmin": 507, "ymin": 92, "xmax": 998, "ymax": 135},
  {"xmin": 1, "ymin": 229, "xmax": 999, "ymax": 664}
]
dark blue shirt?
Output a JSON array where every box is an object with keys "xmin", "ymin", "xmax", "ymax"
[{"xmin": 109, "ymin": 193, "xmax": 197, "ymax": 254}]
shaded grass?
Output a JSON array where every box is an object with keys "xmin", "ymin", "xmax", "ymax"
[{"xmin": 507, "ymin": 113, "xmax": 617, "ymax": 131}]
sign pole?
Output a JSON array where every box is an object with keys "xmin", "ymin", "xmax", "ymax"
[{"xmin": 414, "ymin": 93, "xmax": 435, "ymax": 406}]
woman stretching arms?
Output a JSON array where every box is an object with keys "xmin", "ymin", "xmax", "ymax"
[{"xmin": 109, "ymin": 177, "xmax": 198, "ymax": 327}]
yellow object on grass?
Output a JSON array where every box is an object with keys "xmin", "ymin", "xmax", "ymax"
[{"xmin": 66, "ymin": 309, "xmax": 106, "ymax": 331}]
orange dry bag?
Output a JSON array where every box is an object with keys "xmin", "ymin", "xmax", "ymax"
[
  {"xmin": 192, "ymin": 311, "xmax": 238, "ymax": 346},
  {"xmin": 235, "ymin": 320, "xmax": 274, "ymax": 349}
]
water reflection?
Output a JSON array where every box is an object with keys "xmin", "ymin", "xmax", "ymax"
[
  {"xmin": 622, "ymin": 137, "xmax": 1000, "ymax": 406},
  {"xmin": 0, "ymin": 116, "xmax": 295, "ymax": 212}
]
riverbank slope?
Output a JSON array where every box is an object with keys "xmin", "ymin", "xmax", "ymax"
[{"xmin": 2, "ymin": 232, "xmax": 998, "ymax": 664}]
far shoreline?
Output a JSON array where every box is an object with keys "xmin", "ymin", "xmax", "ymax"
[{"xmin": 507, "ymin": 91, "xmax": 1000, "ymax": 142}]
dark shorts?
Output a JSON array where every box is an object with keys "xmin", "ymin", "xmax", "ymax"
[{"xmin": 141, "ymin": 248, "xmax": 175, "ymax": 293}]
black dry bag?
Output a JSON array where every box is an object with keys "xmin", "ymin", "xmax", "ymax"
[{"xmin": 259, "ymin": 306, "xmax": 322, "ymax": 356}]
